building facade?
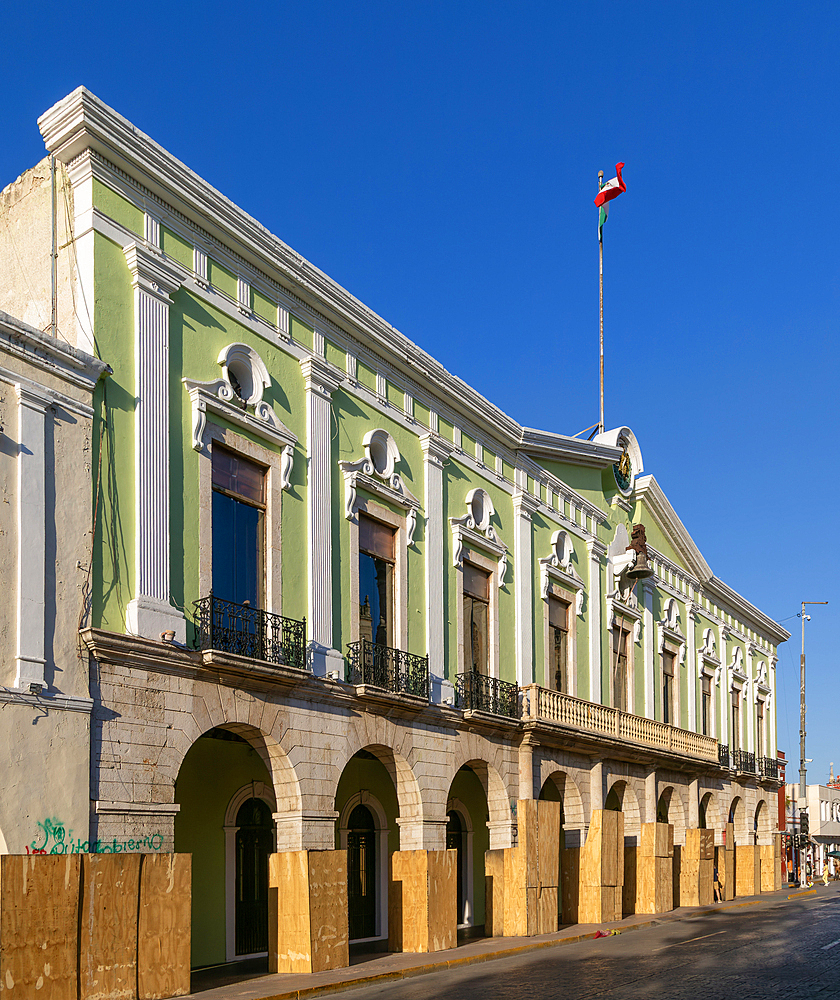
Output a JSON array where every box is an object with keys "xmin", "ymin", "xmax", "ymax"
[
  {"xmin": 0, "ymin": 309, "xmax": 108, "ymax": 856},
  {"xmin": 786, "ymin": 782, "xmax": 840, "ymax": 877},
  {"xmin": 1, "ymin": 88, "xmax": 788, "ymax": 968}
]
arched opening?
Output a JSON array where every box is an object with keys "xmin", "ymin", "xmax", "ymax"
[
  {"xmin": 175, "ymin": 726, "xmax": 278, "ymax": 969},
  {"xmin": 233, "ymin": 797, "xmax": 273, "ymax": 957},
  {"xmin": 446, "ymin": 807, "xmax": 472, "ymax": 926},
  {"xmin": 335, "ymin": 748, "xmax": 400, "ymax": 947},
  {"xmin": 728, "ymin": 795, "xmax": 744, "ymax": 845},
  {"xmin": 754, "ymin": 799, "xmax": 773, "ymax": 846},
  {"xmin": 446, "ymin": 764, "xmax": 492, "ymax": 935},
  {"xmin": 657, "ymin": 786, "xmax": 686, "ymax": 844}
]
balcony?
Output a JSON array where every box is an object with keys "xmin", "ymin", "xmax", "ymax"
[
  {"xmin": 346, "ymin": 638, "xmax": 429, "ymax": 699},
  {"xmin": 759, "ymin": 756, "xmax": 779, "ymax": 779},
  {"xmin": 456, "ymin": 672, "xmax": 519, "ymax": 719},
  {"xmin": 193, "ymin": 594, "xmax": 307, "ymax": 671},
  {"xmin": 733, "ymin": 749, "xmax": 756, "ymax": 774},
  {"xmin": 523, "ymin": 685, "xmax": 719, "ymax": 762}
]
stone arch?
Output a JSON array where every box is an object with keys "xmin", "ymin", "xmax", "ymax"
[
  {"xmin": 728, "ymin": 795, "xmax": 745, "ymax": 844},
  {"xmin": 754, "ymin": 798, "xmax": 773, "ymax": 846},
  {"xmin": 540, "ymin": 771, "xmax": 586, "ymax": 830},
  {"xmin": 454, "ymin": 758, "xmax": 511, "ymax": 849},
  {"xmin": 207, "ymin": 722, "xmax": 302, "ymax": 815},
  {"xmin": 699, "ymin": 790, "xmax": 722, "ymax": 835},
  {"xmin": 605, "ymin": 778, "xmax": 642, "ymax": 840},
  {"xmin": 656, "ymin": 785, "xmax": 687, "ymax": 844}
]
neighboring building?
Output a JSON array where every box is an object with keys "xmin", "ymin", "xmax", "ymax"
[
  {"xmin": 786, "ymin": 783, "xmax": 840, "ymax": 875},
  {"xmin": 0, "ymin": 88, "xmax": 789, "ymax": 969},
  {"xmin": 0, "ymin": 310, "xmax": 108, "ymax": 855}
]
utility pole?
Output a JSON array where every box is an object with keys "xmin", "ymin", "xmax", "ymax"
[{"xmin": 800, "ymin": 600, "xmax": 827, "ymax": 884}]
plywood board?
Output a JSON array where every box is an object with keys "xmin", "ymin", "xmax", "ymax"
[
  {"xmin": 519, "ymin": 800, "xmax": 540, "ymax": 888},
  {"xmin": 503, "ymin": 847, "xmax": 526, "ymax": 937},
  {"xmin": 269, "ymin": 851, "xmax": 311, "ymax": 974},
  {"xmin": 622, "ymin": 845, "xmax": 637, "ymax": 917},
  {"xmin": 672, "ymin": 846, "xmax": 683, "ymax": 908},
  {"xmin": 725, "ymin": 822, "xmax": 735, "ymax": 852},
  {"xmin": 641, "ymin": 822, "xmax": 673, "ymax": 859},
  {"xmin": 636, "ymin": 855, "xmax": 673, "ymax": 914},
  {"xmin": 700, "ymin": 829, "xmax": 715, "ymax": 861},
  {"xmin": 537, "ymin": 800, "xmax": 561, "ymax": 888},
  {"xmin": 760, "ymin": 846, "xmax": 776, "ymax": 893},
  {"xmin": 561, "ymin": 847, "xmax": 579, "ymax": 926},
  {"xmin": 137, "ymin": 853, "xmax": 191, "ymax": 1000},
  {"xmin": 580, "ymin": 885, "xmax": 621, "ymax": 924},
  {"xmin": 678, "ymin": 856, "xmax": 712, "ymax": 907},
  {"xmin": 525, "ymin": 886, "xmax": 539, "ymax": 937},
  {"xmin": 79, "ymin": 852, "xmax": 141, "ymax": 1000},
  {"xmin": 485, "ymin": 850, "xmax": 505, "ymax": 937},
  {"xmin": 581, "ymin": 810, "xmax": 621, "ymax": 887},
  {"xmin": 308, "ymin": 850, "xmax": 349, "ymax": 972},
  {"xmin": 427, "ymin": 850, "xmax": 457, "ymax": 953},
  {"xmin": 388, "ymin": 851, "xmax": 426, "ymax": 953},
  {"xmin": 537, "ymin": 886, "xmax": 559, "ymax": 936},
  {"xmin": 723, "ymin": 846, "xmax": 735, "ymax": 900},
  {"xmin": 0, "ymin": 854, "xmax": 80, "ymax": 1000},
  {"xmin": 736, "ymin": 846, "xmax": 758, "ymax": 897}
]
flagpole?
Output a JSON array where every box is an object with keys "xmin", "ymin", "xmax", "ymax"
[{"xmin": 598, "ymin": 169, "xmax": 604, "ymax": 434}]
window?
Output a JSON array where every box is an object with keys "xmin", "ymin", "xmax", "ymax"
[
  {"xmin": 212, "ymin": 448, "xmax": 266, "ymax": 607},
  {"xmin": 757, "ymin": 700, "xmax": 765, "ymax": 758},
  {"xmin": 464, "ymin": 562, "xmax": 490, "ymax": 675},
  {"xmin": 731, "ymin": 689, "xmax": 741, "ymax": 750},
  {"xmin": 612, "ymin": 621, "xmax": 632, "ymax": 712},
  {"xmin": 549, "ymin": 597, "xmax": 570, "ymax": 692},
  {"xmin": 701, "ymin": 674, "xmax": 711, "ymax": 736},
  {"xmin": 358, "ymin": 515, "xmax": 396, "ymax": 648},
  {"xmin": 662, "ymin": 650, "xmax": 675, "ymax": 725}
]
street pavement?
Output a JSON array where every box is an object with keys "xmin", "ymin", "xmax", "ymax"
[{"xmin": 187, "ymin": 883, "xmax": 840, "ymax": 1000}]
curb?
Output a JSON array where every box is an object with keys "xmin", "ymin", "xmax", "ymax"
[{"xmin": 203, "ymin": 895, "xmax": 787, "ymax": 1000}]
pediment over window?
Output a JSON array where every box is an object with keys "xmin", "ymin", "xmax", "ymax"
[
  {"xmin": 339, "ymin": 429, "xmax": 420, "ymax": 545},
  {"xmin": 450, "ymin": 489, "xmax": 508, "ymax": 586},
  {"xmin": 539, "ymin": 530, "xmax": 584, "ymax": 616},
  {"xmin": 183, "ymin": 344, "xmax": 296, "ymax": 488}
]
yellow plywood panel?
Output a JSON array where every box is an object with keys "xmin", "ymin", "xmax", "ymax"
[
  {"xmin": 388, "ymin": 851, "xmax": 426, "ymax": 953},
  {"xmin": 736, "ymin": 846, "xmax": 758, "ymax": 897},
  {"xmin": 723, "ymin": 846, "xmax": 735, "ymax": 900},
  {"xmin": 700, "ymin": 829, "xmax": 715, "ymax": 861},
  {"xmin": 579, "ymin": 885, "xmax": 621, "ymax": 925},
  {"xmin": 622, "ymin": 845, "xmax": 637, "ymax": 917},
  {"xmin": 308, "ymin": 850, "xmax": 349, "ymax": 972},
  {"xmin": 526, "ymin": 886, "xmax": 539, "ymax": 937},
  {"xmin": 519, "ymin": 800, "xmax": 540, "ymax": 888},
  {"xmin": 561, "ymin": 847, "xmax": 579, "ymax": 926},
  {"xmin": 0, "ymin": 855, "xmax": 80, "ymax": 1000},
  {"xmin": 537, "ymin": 886, "xmax": 559, "ymax": 936},
  {"xmin": 537, "ymin": 800, "xmax": 562, "ymax": 888},
  {"xmin": 725, "ymin": 822, "xmax": 735, "ymax": 852},
  {"xmin": 760, "ymin": 846, "xmax": 776, "ymax": 893},
  {"xmin": 427, "ymin": 850, "xmax": 457, "ymax": 953},
  {"xmin": 137, "ymin": 854, "xmax": 191, "ymax": 1000},
  {"xmin": 485, "ymin": 850, "xmax": 505, "ymax": 937},
  {"xmin": 678, "ymin": 855, "xmax": 712, "ymax": 908},
  {"xmin": 684, "ymin": 829, "xmax": 702, "ymax": 860},
  {"xmin": 642, "ymin": 822, "xmax": 674, "ymax": 859},
  {"xmin": 672, "ymin": 846, "xmax": 683, "ymax": 908},
  {"xmin": 503, "ymin": 848, "xmax": 526, "ymax": 937},
  {"xmin": 79, "ymin": 853, "xmax": 141, "ymax": 1000},
  {"xmin": 269, "ymin": 851, "xmax": 311, "ymax": 974},
  {"xmin": 636, "ymin": 856, "xmax": 674, "ymax": 914}
]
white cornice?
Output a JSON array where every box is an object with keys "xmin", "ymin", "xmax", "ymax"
[
  {"xmin": 518, "ymin": 427, "xmax": 622, "ymax": 469},
  {"xmin": 704, "ymin": 576, "xmax": 790, "ymax": 646},
  {"xmin": 0, "ymin": 310, "xmax": 110, "ymax": 390}
]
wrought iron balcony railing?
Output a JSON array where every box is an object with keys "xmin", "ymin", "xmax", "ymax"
[
  {"xmin": 456, "ymin": 672, "xmax": 519, "ymax": 719},
  {"xmin": 759, "ymin": 755, "xmax": 779, "ymax": 778},
  {"xmin": 733, "ymin": 749, "xmax": 756, "ymax": 774},
  {"xmin": 718, "ymin": 744, "xmax": 730, "ymax": 768},
  {"xmin": 345, "ymin": 638, "xmax": 429, "ymax": 699},
  {"xmin": 193, "ymin": 593, "xmax": 306, "ymax": 670}
]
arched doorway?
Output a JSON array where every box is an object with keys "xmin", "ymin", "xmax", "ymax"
[
  {"xmin": 446, "ymin": 764, "xmax": 493, "ymax": 934},
  {"xmin": 446, "ymin": 809, "xmax": 469, "ymax": 926},
  {"xmin": 233, "ymin": 798, "xmax": 273, "ymax": 956},
  {"xmin": 347, "ymin": 804, "xmax": 377, "ymax": 941}
]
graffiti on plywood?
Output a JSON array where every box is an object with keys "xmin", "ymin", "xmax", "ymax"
[{"xmin": 27, "ymin": 816, "xmax": 164, "ymax": 854}]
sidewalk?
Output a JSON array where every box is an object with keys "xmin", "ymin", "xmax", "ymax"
[{"xmin": 186, "ymin": 882, "xmax": 839, "ymax": 1000}]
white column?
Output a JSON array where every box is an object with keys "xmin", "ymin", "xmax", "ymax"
[
  {"xmin": 420, "ymin": 433, "xmax": 452, "ymax": 701},
  {"xmin": 300, "ymin": 358, "xmax": 344, "ymax": 676},
  {"xmin": 718, "ymin": 625, "xmax": 730, "ymax": 748},
  {"xmin": 586, "ymin": 538, "xmax": 606, "ymax": 703},
  {"xmin": 643, "ymin": 580, "xmax": 655, "ymax": 719},
  {"xmin": 686, "ymin": 603, "xmax": 698, "ymax": 731},
  {"xmin": 512, "ymin": 491, "xmax": 539, "ymax": 687},
  {"xmin": 645, "ymin": 769, "xmax": 658, "ymax": 825},
  {"xmin": 15, "ymin": 384, "xmax": 49, "ymax": 689},
  {"xmin": 745, "ymin": 644, "xmax": 756, "ymax": 754},
  {"xmin": 769, "ymin": 656, "xmax": 778, "ymax": 758},
  {"xmin": 124, "ymin": 243, "xmax": 186, "ymax": 642}
]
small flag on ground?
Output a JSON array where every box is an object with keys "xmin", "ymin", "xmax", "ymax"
[{"xmin": 595, "ymin": 162, "xmax": 626, "ymax": 239}]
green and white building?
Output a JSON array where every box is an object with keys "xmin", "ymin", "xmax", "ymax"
[{"xmin": 0, "ymin": 88, "xmax": 788, "ymax": 968}]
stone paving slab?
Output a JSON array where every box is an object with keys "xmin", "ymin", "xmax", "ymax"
[{"xmin": 186, "ymin": 884, "xmax": 837, "ymax": 1000}]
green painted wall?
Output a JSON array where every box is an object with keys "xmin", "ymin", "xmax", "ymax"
[
  {"xmin": 324, "ymin": 338, "xmax": 345, "ymax": 371},
  {"xmin": 161, "ymin": 226, "xmax": 193, "ymax": 269},
  {"xmin": 253, "ymin": 287, "xmax": 276, "ymax": 325},
  {"xmin": 174, "ymin": 735, "xmax": 272, "ymax": 968},
  {"xmin": 93, "ymin": 179, "xmax": 143, "ymax": 235},
  {"xmin": 208, "ymin": 258, "xmax": 237, "ymax": 300}
]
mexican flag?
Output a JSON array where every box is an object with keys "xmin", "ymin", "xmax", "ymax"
[{"xmin": 595, "ymin": 162, "xmax": 626, "ymax": 238}]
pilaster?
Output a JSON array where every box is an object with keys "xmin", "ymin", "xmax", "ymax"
[
  {"xmin": 686, "ymin": 602, "xmax": 698, "ymax": 731},
  {"xmin": 590, "ymin": 760, "xmax": 604, "ymax": 813},
  {"xmin": 420, "ymin": 434, "xmax": 452, "ymax": 700},
  {"xmin": 642, "ymin": 580, "xmax": 656, "ymax": 718},
  {"xmin": 123, "ymin": 242, "xmax": 185, "ymax": 643},
  {"xmin": 15, "ymin": 384, "xmax": 49, "ymax": 689},
  {"xmin": 718, "ymin": 624, "xmax": 730, "ymax": 747},
  {"xmin": 301, "ymin": 358, "xmax": 344, "ymax": 676},
  {"xmin": 512, "ymin": 491, "xmax": 539, "ymax": 686},
  {"xmin": 586, "ymin": 538, "xmax": 606, "ymax": 703},
  {"xmin": 645, "ymin": 769, "xmax": 658, "ymax": 824}
]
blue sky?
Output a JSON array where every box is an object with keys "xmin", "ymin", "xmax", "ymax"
[{"xmin": 3, "ymin": 2, "xmax": 837, "ymax": 791}]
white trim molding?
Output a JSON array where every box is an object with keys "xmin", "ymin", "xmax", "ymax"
[
  {"xmin": 450, "ymin": 489, "xmax": 508, "ymax": 586},
  {"xmin": 339, "ymin": 428, "xmax": 420, "ymax": 545}
]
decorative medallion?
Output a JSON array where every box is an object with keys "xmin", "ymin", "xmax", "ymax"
[{"xmin": 613, "ymin": 446, "xmax": 632, "ymax": 493}]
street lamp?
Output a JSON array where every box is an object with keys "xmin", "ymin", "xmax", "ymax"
[{"xmin": 800, "ymin": 601, "xmax": 828, "ymax": 884}]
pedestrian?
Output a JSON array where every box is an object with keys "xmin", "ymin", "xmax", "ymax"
[
  {"xmin": 713, "ymin": 863, "xmax": 721, "ymax": 902},
  {"xmin": 823, "ymin": 867, "xmax": 830, "ymax": 886}
]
